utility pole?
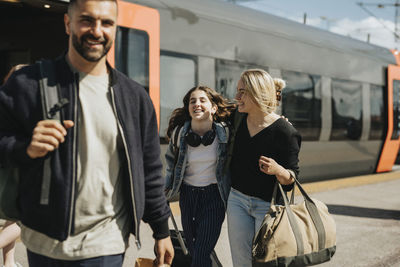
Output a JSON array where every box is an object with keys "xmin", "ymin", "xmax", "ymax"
[
  {"xmin": 357, "ymin": 1, "xmax": 400, "ymax": 42},
  {"xmin": 396, "ymin": 0, "xmax": 400, "ymax": 42}
]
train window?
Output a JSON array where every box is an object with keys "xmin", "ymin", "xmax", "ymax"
[
  {"xmin": 281, "ymin": 70, "xmax": 321, "ymax": 141},
  {"xmin": 215, "ymin": 59, "xmax": 267, "ymax": 100},
  {"xmin": 160, "ymin": 51, "xmax": 197, "ymax": 138},
  {"xmin": 216, "ymin": 60, "xmax": 248, "ymax": 100},
  {"xmin": 330, "ymin": 79, "xmax": 363, "ymax": 140},
  {"xmin": 369, "ymin": 84, "xmax": 384, "ymax": 140},
  {"xmin": 391, "ymin": 80, "xmax": 400, "ymax": 140},
  {"xmin": 115, "ymin": 27, "xmax": 149, "ymax": 91}
]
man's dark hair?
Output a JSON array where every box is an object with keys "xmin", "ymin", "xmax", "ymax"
[{"xmin": 68, "ymin": 0, "xmax": 118, "ymax": 14}]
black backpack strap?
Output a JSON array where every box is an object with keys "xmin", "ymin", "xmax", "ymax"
[
  {"xmin": 37, "ymin": 60, "xmax": 69, "ymax": 205},
  {"xmin": 169, "ymin": 125, "xmax": 183, "ymax": 194},
  {"xmin": 172, "ymin": 124, "xmax": 183, "ymax": 158},
  {"xmin": 38, "ymin": 60, "xmax": 69, "ymax": 122}
]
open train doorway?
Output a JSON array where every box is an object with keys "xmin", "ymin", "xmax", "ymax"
[{"xmin": 0, "ymin": 0, "xmax": 68, "ymax": 82}]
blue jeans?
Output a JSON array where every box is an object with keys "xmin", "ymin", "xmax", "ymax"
[
  {"xmin": 227, "ymin": 188, "xmax": 271, "ymax": 267},
  {"xmin": 27, "ymin": 250, "xmax": 124, "ymax": 267}
]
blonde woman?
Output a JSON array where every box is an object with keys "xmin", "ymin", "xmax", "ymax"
[{"xmin": 226, "ymin": 69, "xmax": 301, "ymax": 267}]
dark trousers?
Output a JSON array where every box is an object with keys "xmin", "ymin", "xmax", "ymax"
[
  {"xmin": 27, "ymin": 250, "xmax": 124, "ymax": 267},
  {"xmin": 179, "ymin": 183, "xmax": 225, "ymax": 267}
]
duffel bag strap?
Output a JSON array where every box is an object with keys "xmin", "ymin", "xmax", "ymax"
[
  {"xmin": 293, "ymin": 178, "xmax": 327, "ymax": 251},
  {"xmin": 273, "ymin": 178, "xmax": 328, "ymax": 254},
  {"xmin": 274, "ymin": 182, "xmax": 305, "ymax": 255}
]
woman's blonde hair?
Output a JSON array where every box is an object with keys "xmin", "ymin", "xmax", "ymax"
[{"xmin": 240, "ymin": 69, "xmax": 286, "ymax": 113}]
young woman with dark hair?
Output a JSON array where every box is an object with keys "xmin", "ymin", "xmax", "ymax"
[{"xmin": 164, "ymin": 86, "xmax": 235, "ymax": 267}]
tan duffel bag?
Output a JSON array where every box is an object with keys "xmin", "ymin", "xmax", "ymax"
[{"xmin": 252, "ymin": 178, "xmax": 336, "ymax": 267}]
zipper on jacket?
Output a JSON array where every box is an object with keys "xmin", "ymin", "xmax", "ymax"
[
  {"xmin": 68, "ymin": 74, "xmax": 79, "ymax": 236},
  {"xmin": 110, "ymin": 86, "xmax": 141, "ymax": 249}
]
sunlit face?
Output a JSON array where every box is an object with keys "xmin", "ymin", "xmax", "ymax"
[
  {"xmin": 235, "ymin": 79, "xmax": 256, "ymax": 113},
  {"xmin": 64, "ymin": 0, "xmax": 117, "ymax": 62},
  {"xmin": 188, "ymin": 90, "xmax": 217, "ymax": 122}
]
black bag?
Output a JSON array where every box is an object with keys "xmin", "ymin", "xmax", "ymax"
[
  {"xmin": 170, "ymin": 229, "xmax": 191, "ymax": 267},
  {"xmin": 170, "ymin": 213, "xmax": 223, "ymax": 267}
]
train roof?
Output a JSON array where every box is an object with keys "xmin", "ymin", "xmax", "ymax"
[{"xmin": 133, "ymin": 0, "xmax": 396, "ymax": 65}]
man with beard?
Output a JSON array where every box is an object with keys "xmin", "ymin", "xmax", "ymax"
[{"xmin": 0, "ymin": 0, "xmax": 174, "ymax": 266}]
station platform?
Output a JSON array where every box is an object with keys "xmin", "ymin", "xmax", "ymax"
[{"xmin": 2, "ymin": 169, "xmax": 400, "ymax": 267}]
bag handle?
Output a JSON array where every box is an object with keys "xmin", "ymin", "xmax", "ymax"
[
  {"xmin": 169, "ymin": 204, "xmax": 189, "ymax": 256},
  {"xmin": 271, "ymin": 177, "xmax": 327, "ymax": 253},
  {"xmin": 270, "ymin": 170, "xmax": 297, "ymax": 206},
  {"xmin": 272, "ymin": 181, "xmax": 304, "ymax": 255},
  {"xmin": 291, "ymin": 178, "xmax": 327, "ymax": 251}
]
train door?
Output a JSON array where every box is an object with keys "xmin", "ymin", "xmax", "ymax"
[
  {"xmin": 0, "ymin": 1, "xmax": 67, "ymax": 82},
  {"xmin": 376, "ymin": 64, "xmax": 400, "ymax": 172},
  {"xmin": 107, "ymin": 0, "xmax": 160, "ymax": 126}
]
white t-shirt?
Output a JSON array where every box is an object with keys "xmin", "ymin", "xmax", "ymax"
[{"xmin": 184, "ymin": 137, "xmax": 218, "ymax": 187}]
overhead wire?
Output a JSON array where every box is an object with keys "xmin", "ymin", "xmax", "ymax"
[{"xmin": 357, "ymin": 2, "xmax": 400, "ymax": 38}]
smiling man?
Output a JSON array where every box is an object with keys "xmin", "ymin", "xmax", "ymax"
[
  {"xmin": 66, "ymin": 0, "xmax": 116, "ymax": 71},
  {"xmin": 0, "ymin": 0, "xmax": 173, "ymax": 266}
]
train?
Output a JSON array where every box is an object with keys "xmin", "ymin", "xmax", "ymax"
[{"xmin": 1, "ymin": 0, "xmax": 400, "ymax": 182}]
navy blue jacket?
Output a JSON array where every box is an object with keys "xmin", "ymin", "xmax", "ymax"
[{"xmin": 0, "ymin": 55, "xmax": 170, "ymax": 243}]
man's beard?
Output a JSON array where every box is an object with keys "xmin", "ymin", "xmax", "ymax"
[{"xmin": 72, "ymin": 33, "xmax": 112, "ymax": 62}]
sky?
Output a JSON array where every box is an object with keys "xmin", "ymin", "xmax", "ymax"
[{"xmin": 230, "ymin": 0, "xmax": 399, "ymax": 50}]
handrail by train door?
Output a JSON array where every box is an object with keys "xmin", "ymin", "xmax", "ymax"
[
  {"xmin": 107, "ymin": 0, "xmax": 160, "ymax": 128},
  {"xmin": 376, "ymin": 64, "xmax": 400, "ymax": 172}
]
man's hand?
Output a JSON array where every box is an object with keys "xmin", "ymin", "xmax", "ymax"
[
  {"xmin": 280, "ymin": 115, "xmax": 292, "ymax": 125},
  {"xmin": 154, "ymin": 236, "xmax": 174, "ymax": 267},
  {"xmin": 27, "ymin": 120, "xmax": 74, "ymax": 159}
]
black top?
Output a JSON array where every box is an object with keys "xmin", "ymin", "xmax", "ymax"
[{"xmin": 230, "ymin": 116, "xmax": 301, "ymax": 202}]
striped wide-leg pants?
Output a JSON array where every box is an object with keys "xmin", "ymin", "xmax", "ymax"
[{"xmin": 179, "ymin": 183, "xmax": 225, "ymax": 267}]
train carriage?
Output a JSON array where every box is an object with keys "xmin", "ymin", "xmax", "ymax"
[{"xmin": 1, "ymin": 0, "xmax": 399, "ymax": 181}]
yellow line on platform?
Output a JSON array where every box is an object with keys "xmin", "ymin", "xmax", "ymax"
[{"xmin": 301, "ymin": 169, "xmax": 400, "ymax": 194}]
